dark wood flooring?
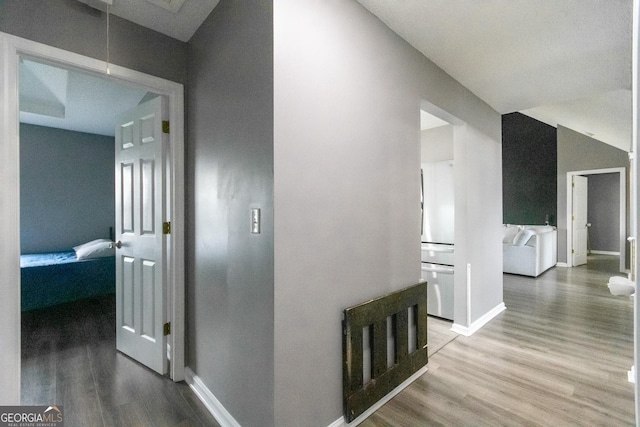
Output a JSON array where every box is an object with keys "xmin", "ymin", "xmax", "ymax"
[
  {"xmin": 362, "ymin": 255, "xmax": 636, "ymax": 426},
  {"xmin": 21, "ymin": 295, "xmax": 220, "ymax": 427}
]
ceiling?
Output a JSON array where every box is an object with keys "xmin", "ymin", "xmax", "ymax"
[
  {"xmin": 420, "ymin": 110, "xmax": 449, "ymax": 131},
  {"xmin": 20, "ymin": 58, "xmax": 149, "ymax": 136},
  {"xmin": 78, "ymin": 0, "xmax": 220, "ymax": 42},
  {"xmin": 22, "ymin": 0, "xmax": 633, "ymax": 151},
  {"xmin": 357, "ymin": 0, "xmax": 633, "ymax": 151}
]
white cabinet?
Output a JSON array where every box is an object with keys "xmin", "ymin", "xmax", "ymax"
[
  {"xmin": 421, "ymin": 261, "xmax": 454, "ymax": 321},
  {"xmin": 421, "ymin": 242, "xmax": 454, "ymax": 265}
]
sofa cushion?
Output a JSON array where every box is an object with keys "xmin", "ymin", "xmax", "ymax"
[
  {"xmin": 513, "ymin": 229, "xmax": 534, "ymax": 246},
  {"xmin": 503, "ymin": 225, "xmax": 521, "ymax": 243}
]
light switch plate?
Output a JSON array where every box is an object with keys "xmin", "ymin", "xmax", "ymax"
[{"xmin": 251, "ymin": 208, "xmax": 261, "ymax": 234}]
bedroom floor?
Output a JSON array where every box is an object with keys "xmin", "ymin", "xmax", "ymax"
[
  {"xmin": 361, "ymin": 254, "xmax": 635, "ymax": 426},
  {"xmin": 21, "ymin": 295, "xmax": 220, "ymax": 427}
]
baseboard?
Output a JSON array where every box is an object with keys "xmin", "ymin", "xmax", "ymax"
[
  {"xmin": 590, "ymin": 250, "xmax": 620, "ymax": 256},
  {"xmin": 327, "ymin": 365, "xmax": 429, "ymax": 427},
  {"xmin": 556, "ymin": 262, "xmax": 569, "ymax": 268},
  {"xmin": 451, "ymin": 302, "xmax": 506, "ymax": 337},
  {"xmin": 184, "ymin": 367, "xmax": 241, "ymax": 427}
]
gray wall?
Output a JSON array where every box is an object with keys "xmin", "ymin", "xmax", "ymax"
[
  {"xmin": 0, "ymin": 0, "xmax": 187, "ymax": 84},
  {"xmin": 421, "ymin": 125, "xmax": 454, "ymax": 162},
  {"xmin": 453, "ymin": 125, "xmax": 504, "ymax": 326},
  {"xmin": 587, "ymin": 173, "xmax": 620, "ymax": 252},
  {"xmin": 273, "ymin": 0, "xmax": 502, "ymax": 425},
  {"xmin": 20, "ymin": 124, "xmax": 114, "ymax": 253},
  {"xmin": 557, "ymin": 125, "xmax": 629, "ymax": 263},
  {"xmin": 186, "ymin": 1, "xmax": 274, "ymax": 426}
]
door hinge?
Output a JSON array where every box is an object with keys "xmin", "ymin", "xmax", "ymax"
[
  {"xmin": 572, "ymin": 249, "xmax": 575, "ymax": 254},
  {"xmin": 163, "ymin": 322, "xmax": 171, "ymax": 336},
  {"xmin": 163, "ymin": 221, "xmax": 171, "ymax": 235},
  {"xmin": 162, "ymin": 121, "xmax": 170, "ymax": 134}
]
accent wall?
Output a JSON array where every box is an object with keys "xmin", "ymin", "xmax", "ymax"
[{"xmin": 502, "ymin": 112, "xmax": 557, "ymax": 225}]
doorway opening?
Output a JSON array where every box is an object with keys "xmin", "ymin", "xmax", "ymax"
[
  {"xmin": 566, "ymin": 167, "xmax": 627, "ymax": 273},
  {"xmin": 0, "ymin": 32, "xmax": 185, "ymax": 403}
]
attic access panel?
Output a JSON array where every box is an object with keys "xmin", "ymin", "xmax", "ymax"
[{"xmin": 146, "ymin": 0, "xmax": 187, "ymax": 13}]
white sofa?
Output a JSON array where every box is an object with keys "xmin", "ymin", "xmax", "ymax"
[{"xmin": 503, "ymin": 224, "xmax": 557, "ymax": 277}]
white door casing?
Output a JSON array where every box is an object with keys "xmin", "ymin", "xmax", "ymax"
[
  {"xmin": 115, "ymin": 96, "xmax": 168, "ymax": 375},
  {"xmin": 565, "ymin": 168, "xmax": 626, "ymax": 271},
  {"xmin": 572, "ymin": 175, "xmax": 588, "ymax": 266},
  {"xmin": 0, "ymin": 32, "xmax": 185, "ymax": 404}
]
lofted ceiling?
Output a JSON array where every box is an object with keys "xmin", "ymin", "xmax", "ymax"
[
  {"xmin": 22, "ymin": 0, "xmax": 633, "ymax": 151},
  {"xmin": 357, "ymin": 0, "xmax": 633, "ymax": 151}
]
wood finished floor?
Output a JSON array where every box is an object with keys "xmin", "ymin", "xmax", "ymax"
[
  {"xmin": 22, "ymin": 255, "xmax": 634, "ymax": 426},
  {"xmin": 21, "ymin": 295, "xmax": 220, "ymax": 427},
  {"xmin": 362, "ymin": 255, "xmax": 636, "ymax": 426}
]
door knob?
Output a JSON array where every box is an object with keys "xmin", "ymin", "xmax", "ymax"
[{"xmin": 111, "ymin": 241, "xmax": 123, "ymax": 249}]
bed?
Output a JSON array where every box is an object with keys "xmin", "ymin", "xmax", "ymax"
[{"xmin": 21, "ymin": 240, "xmax": 115, "ymax": 312}]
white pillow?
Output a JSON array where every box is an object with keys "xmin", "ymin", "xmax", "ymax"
[
  {"xmin": 503, "ymin": 225, "xmax": 520, "ymax": 243},
  {"xmin": 513, "ymin": 229, "xmax": 534, "ymax": 246},
  {"xmin": 74, "ymin": 239, "xmax": 115, "ymax": 260}
]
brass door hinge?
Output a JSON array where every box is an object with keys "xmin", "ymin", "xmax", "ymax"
[
  {"xmin": 163, "ymin": 221, "xmax": 171, "ymax": 235},
  {"xmin": 572, "ymin": 249, "xmax": 575, "ymax": 254},
  {"xmin": 162, "ymin": 121, "xmax": 170, "ymax": 134},
  {"xmin": 163, "ymin": 322, "xmax": 171, "ymax": 336}
]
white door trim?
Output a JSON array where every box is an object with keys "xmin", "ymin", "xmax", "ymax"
[
  {"xmin": 566, "ymin": 167, "xmax": 626, "ymax": 272},
  {"xmin": 0, "ymin": 32, "xmax": 186, "ymax": 403}
]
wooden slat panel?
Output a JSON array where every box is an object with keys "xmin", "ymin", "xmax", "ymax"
[
  {"xmin": 395, "ymin": 309, "xmax": 409, "ymax": 361},
  {"xmin": 371, "ymin": 320, "xmax": 387, "ymax": 379},
  {"xmin": 342, "ymin": 319, "xmax": 364, "ymax": 394},
  {"xmin": 343, "ymin": 282, "xmax": 428, "ymax": 423},
  {"xmin": 416, "ymin": 299, "xmax": 428, "ymax": 352}
]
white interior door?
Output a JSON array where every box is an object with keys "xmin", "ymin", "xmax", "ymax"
[
  {"xmin": 115, "ymin": 96, "xmax": 168, "ymax": 374},
  {"xmin": 572, "ymin": 175, "xmax": 589, "ymax": 266}
]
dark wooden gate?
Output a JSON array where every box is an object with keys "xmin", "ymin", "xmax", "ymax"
[{"xmin": 342, "ymin": 282, "xmax": 428, "ymax": 422}]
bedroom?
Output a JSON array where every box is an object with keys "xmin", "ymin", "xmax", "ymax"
[
  {"xmin": 18, "ymin": 57, "xmax": 166, "ymax": 403},
  {"xmin": 18, "ymin": 57, "xmax": 155, "ymax": 311},
  {"xmin": 20, "ymin": 122, "xmax": 115, "ymax": 311}
]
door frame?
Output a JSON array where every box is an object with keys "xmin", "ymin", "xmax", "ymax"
[
  {"xmin": 0, "ymin": 32, "xmax": 186, "ymax": 403},
  {"xmin": 571, "ymin": 175, "xmax": 589, "ymax": 266},
  {"xmin": 566, "ymin": 167, "xmax": 626, "ymax": 272}
]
